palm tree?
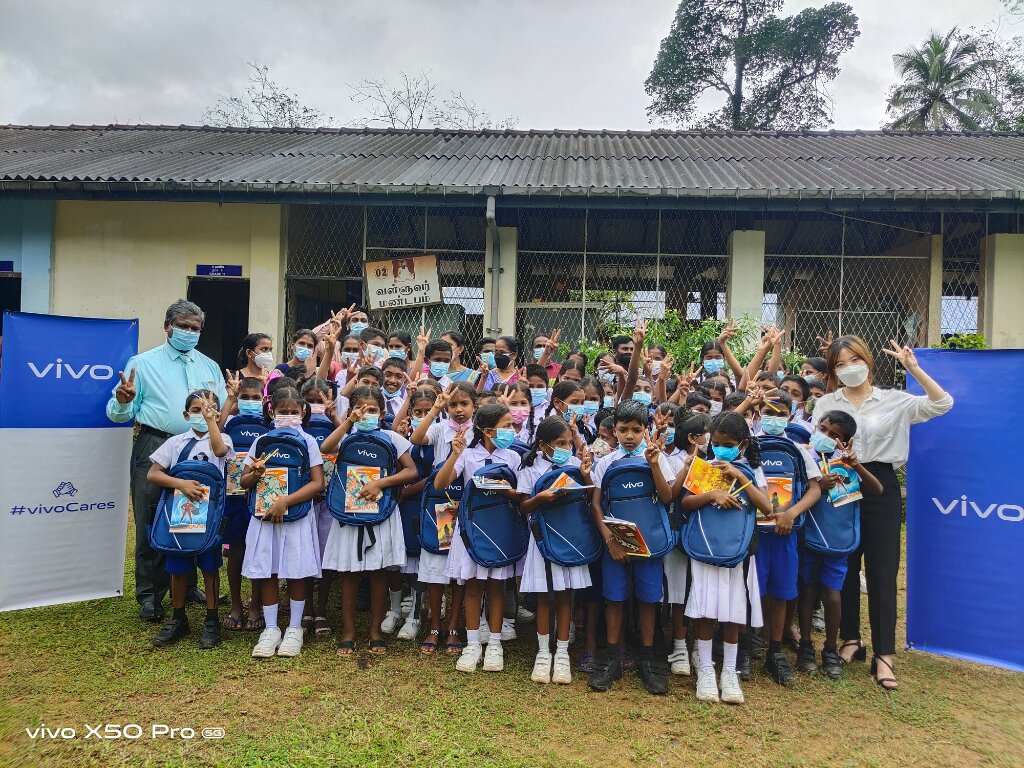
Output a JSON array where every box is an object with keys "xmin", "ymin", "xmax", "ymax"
[{"xmin": 885, "ymin": 29, "xmax": 998, "ymax": 130}]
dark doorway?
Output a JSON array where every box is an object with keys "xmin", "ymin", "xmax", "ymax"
[
  {"xmin": 187, "ymin": 277, "xmax": 249, "ymax": 371},
  {"xmin": 0, "ymin": 274, "xmax": 22, "ymax": 334}
]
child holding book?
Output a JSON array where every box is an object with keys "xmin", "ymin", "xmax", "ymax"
[
  {"xmin": 680, "ymin": 412, "xmax": 773, "ymax": 705},
  {"xmin": 587, "ymin": 401, "xmax": 676, "ymax": 696},
  {"xmin": 148, "ymin": 390, "xmax": 234, "ymax": 650},
  {"xmin": 240, "ymin": 386, "xmax": 325, "ymax": 659},
  {"xmin": 434, "ymin": 402, "xmax": 522, "ymax": 673},
  {"xmin": 518, "ymin": 416, "xmax": 595, "ymax": 685}
]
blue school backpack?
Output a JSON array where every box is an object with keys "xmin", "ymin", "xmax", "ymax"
[
  {"xmin": 398, "ymin": 444, "xmax": 435, "ymax": 557},
  {"xmin": 304, "ymin": 414, "xmax": 336, "ymax": 452},
  {"xmin": 756, "ymin": 435, "xmax": 809, "ymax": 533},
  {"xmin": 223, "ymin": 414, "xmax": 269, "ymax": 454},
  {"xmin": 420, "ymin": 468, "xmax": 465, "ymax": 555},
  {"xmin": 149, "ymin": 439, "xmax": 227, "ymax": 557},
  {"xmin": 246, "ymin": 429, "xmax": 312, "ymax": 522},
  {"xmin": 508, "ymin": 439, "xmax": 531, "ymax": 459},
  {"xmin": 680, "ymin": 462, "xmax": 757, "ymax": 568},
  {"xmin": 459, "ymin": 462, "xmax": 529, "ymax": 568},
  {"xmin": 530, "ymin": 466, "xmax": 603, "ymax": 567},
  {"xmin": 326, "ymin": 430, "xmax": 399, "ymax": 526},
  {"xmin": 784, "ymin": 421, "xmax": 811, "ymax": 445},
  {"xmin": 600, "ymin": 457, "xmax": 673, "ymax": 559},
  {"xmin": 803, "ymin": 453, "xmax": 861, "ymax": 556}
]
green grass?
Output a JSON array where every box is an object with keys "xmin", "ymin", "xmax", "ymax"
[{"xmin": 2, "ymin": 527, "xmax": 1022, "ymax": 768}]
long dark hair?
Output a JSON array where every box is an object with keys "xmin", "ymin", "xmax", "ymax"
[
  {"xmin": 522, "ymin": 416, "xmax": 571, "ymax": 468},
  {"xmin": 544, "ymin": 380, "xmax": 583, "ymax": 419},
  {"xmin": 471, "ymin": 403, "xmax": 509, "ymax": 448},
  {"xmin": 236, "ymin": 332, "xmax": 272, "ymax": 370},
  {"xmin": 709, "ymin": 411, "xmax": 760, "ymax": 467}
]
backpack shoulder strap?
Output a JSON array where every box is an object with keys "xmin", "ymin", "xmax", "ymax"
[{"xmin": 176, "ymin": 437, "xmax": 199, "ymax": 465}]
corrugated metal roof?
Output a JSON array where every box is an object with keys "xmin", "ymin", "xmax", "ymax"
[{"xmin": 1, "ymin": 124, "xmax": 1023, "ymax": 199}]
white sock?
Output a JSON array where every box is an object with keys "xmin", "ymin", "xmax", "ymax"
[
  {"xmin": 466, "ymin": 629, "xmax": 480, "ymax": 646},
  {"xmin": 698, "ymin": 638, "xmax": 714, "ymax": 671},
  {"xmin": 489, "ymin": 635, "xmax": 502, "ymax": 647},
  {"xmin": 389, "ymin": 589, "xmax": 403, "ymax": 613},
  {"xmin": 673, "ymin": 639, "xmax": 687, "ymax": 655},
  {"xmin": 722, "ymin": 641, "xmax": 738, "ymax": 673},
  {"xmin": 263, "ymin": 603, "xmax": 279, "ymax": 629},
  {"xmin": 537, "ymin": 633, "xmax": 550, "ymax": 653},
  {"xmin": 556, "ymin": 639, "xmax": 569, "ymax": 654},
  {"xmin": 288, "ymin": 600, "xmax": 305, "ymax": 629}
]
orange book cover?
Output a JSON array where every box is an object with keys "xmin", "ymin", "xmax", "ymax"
[
  {"xmin": 254, "ymin": 468, "xmax": 289, "ymax": 519},
  {"xmin": 434, "ymin": 502, "xmax": 457, "ymax": 550},
  {"xmin": 346, "ymin": 466, "xmax": 382, "ymax": 514},
  {"xmin": 683, "ymin": 455, "xmax": 736, "ymax": 496},
  {"xmin": 761, "ymin": 476, "xmax": 793, "ymax": 526},
  {"xmin": 604, "ymin": 518, "xmax": 651, "ymax": 558}
]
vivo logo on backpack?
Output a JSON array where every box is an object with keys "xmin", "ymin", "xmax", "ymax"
[
  {"xmin": 273, "ymin": 452, "xmax": 293, "ymax": 461},
  {"xmin": 28, "ymin": 359, "xmax": 115, "ymax": 380},
  {"xmin": 450, "ymin": 485, "xmax": 463, "ymax": 492},
  {"xmin": 933, "ymin": 495, "xmax": 1024, "ymax": 522},
  {"xmin": 763, "ymin": 459, "xmax": 784, "ymax": 467},
  {"xmin": 240, "ymin": 430, "xmax": 262, "ymax": 438},
  {"xmin": 356, "ymin": 449, "xmax": 380, "ymax": 459},
  {"xmin": 622, "ymin": 481, "xmax": 646, "ymax": 490}
]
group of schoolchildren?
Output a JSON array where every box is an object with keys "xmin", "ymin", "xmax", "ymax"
[{"xmin": 145, "ymin": 308, "xmax": 880, "ymax": 706}]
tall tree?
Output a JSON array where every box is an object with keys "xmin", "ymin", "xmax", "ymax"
[
  {"xmin": 884, "ymin": 29, "xmax": 999, "ymax": 131},
  {"xmin": 203, "ymin": 63, "xmax": 333, "ymax": 128},
  {"xmin": 645, "ymin": 0, "xmax": 859, "ymax": 130}
]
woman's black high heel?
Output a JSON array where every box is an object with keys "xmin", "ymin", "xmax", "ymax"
[
  {"xmin": 839, "ymin": 640, "xmax": 867, "ymax": 664},
  {"xmin": 871, "ymin": 654, "xmax": 899, "ymax": 691}
]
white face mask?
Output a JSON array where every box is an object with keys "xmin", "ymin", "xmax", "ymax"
[
  {"xmin": 253, "ymin": 351, "xmax": 275, "ymax": 370},
  {"xmin": 708, "ymin": 400, "xmax": 723, "ymax": 417},
  {"xmin": 837, "ymin": 363, "xmax": 869, "ymax": 387}
]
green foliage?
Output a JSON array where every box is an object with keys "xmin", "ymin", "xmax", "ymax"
[
  {"xmin": 937, "ymin": 332, "xmax": 988, "ymax": 350},
  {"xmin": 645, "ymin": 0, "xmax": 860, "ymax": 130}
]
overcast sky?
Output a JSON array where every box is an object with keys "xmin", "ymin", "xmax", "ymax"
[{"xmin": 0, "ymin": 0, "xmax": 1018, "ymax": 131}]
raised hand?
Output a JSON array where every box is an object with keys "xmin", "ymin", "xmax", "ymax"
[
  {"xmin": 882, "ymin": 339, "xmax": 918, "ymax": 370},
  {"xmin": 393, "ymin": 416, "xmax": 411, "ymax": 437},
  {"xmin": 632, "ymin": 316, "xmax": 648, "ymax": 346},
  {"xmin": 660, "ymin": 354, "xmax": 674, "ymax": 380},
  {"xmin": 328, "ymin": 304, "xmax": 355, "ymax": 330},
  {"xmin": 718, "ymin": 317, "xmax": 738, "ymax": 344},
  {"xmin": 450, "ymin": 428, "xmax": 467, "ymax": 457},
  {"xmin": 201, "ymin": 393, "xmax": 220, "ymax": 421},
  {"xmin": 115, "ymin": 368, "xmax": 136, "ymax": 404},
  {"xmin": 579, "ymin": 447, "xmax": 593, "ymax": 475},
  {"xmin": 641, "ymin": 349, "xmax": 653, "ymax": 378},
  {"xmin": 225, "ymin": 369, "xmax": 240, "ymax": 399},
  {"xmin": 249, "ymin": 455, "xmax": 267, "ymax": 477},
  {"xmin": 432, "ymin": 386, "xmax": 453, "ymax": 414},
  {"xmin": 816, "ymin": 330, "xmax": 835, "ymax": 355},
  {"xmin": 545, "ymin": 328, "xmax": 562, "ymax": 354},
  {"xmin": 644, "ymin": 429, "xmax": 664, "ymax": 466},
  {"xmin": 406, "ymin": 369, "xmax": 422, "ymax": 388},
  {"xmin": 416, "ymin": 324, "xmax": 432, "ymax": 351}
]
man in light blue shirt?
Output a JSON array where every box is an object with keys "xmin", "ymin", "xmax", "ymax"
[{"xmin": 107, "ymin": 299, "xmax": 227, "ymax": 622}]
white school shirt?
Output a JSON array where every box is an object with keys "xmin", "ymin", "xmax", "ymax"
[
  {"xmin": 752, "ymin": 429, "xmax": 822, "ymax": 480},
  {"xmin": 150, "ymin": 429, "xmax": 235, "ymax": 474},
  {"xmin": 813, "ymin": 387, "xmax": 953, "ymax": 466},
  {"xmin": 516, "ymin": 454, "xmax": 582, "ymax": 496},
  {"xmin": 424, "ymin": 419, "xmax": 473, "ymax": 468},
  {"xmin": 383, "ymin": 388, "xmax": 406, "ymax": 418},
  {"xmin": 663, "ymin": 448, "xmax": 690, "ymax": 481},
  {"xmin": 242, "ymin": 428, "xmax": 324, "ymax": 469},
  {"xmin": 590, "ymin": 447, "xmax": 675, "ymax": 492},
  {"xmin": 452, "ymin": 444, "xmax": 522, "ymax": 485}
]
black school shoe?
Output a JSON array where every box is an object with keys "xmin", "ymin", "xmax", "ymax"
[
  {"xmin": 588, "ymin": 658, "xmax": 623, "ymax": 692},
  {"xmin": 764, "ymin": 650, "xmax": 796, "ymax": 685},
  {"xmin": 750, "ymin": 632, "xmax": 767, "ymax": 659},
  {"xmin": 198, "ymin": 619, "xmax": 222, "ymax": 649},
  {"xmin": 797, "ymin": 643, "xmax": 817, "ymax": 674},
  {"xmin": 636, "ymin": 660, "xmax": 669, "ymax": 695},
  {"xmin": 152, "ymin": 617, "xmax": 190, "ymax": 647},
  {"xmin": 737, "ymin": 643, "xmax": 752, "ymax": 681},
  {"xmin": 139, "ymin": 599, "xmax": 165, "ymax": 623},
  {"xmin": 821, "ymin": 648, "xmax": 844, "ymax": 680}
]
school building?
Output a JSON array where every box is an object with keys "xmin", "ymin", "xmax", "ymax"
[{"xmin": 1, "ymin": 125, "xmax": 1022, "ymax": 380}]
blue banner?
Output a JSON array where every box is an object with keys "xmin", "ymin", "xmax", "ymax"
[
  {"xmin": 906, "ymin": 348, "xmax": 1024, "ymax": 672},
  {"xmin": 0, "ymin": 312, "xmax": 138, "ymax": 429}
]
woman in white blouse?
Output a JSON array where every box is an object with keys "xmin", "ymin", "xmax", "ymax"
[{"xmin": 813, "ymin": 336, "xmax": 953, "ymax": 691}]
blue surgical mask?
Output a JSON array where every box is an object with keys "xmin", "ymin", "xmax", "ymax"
[
  {"xmin": 410, "ymin": 417, "xmax": 422, "ymax": 430},
  {"xmin": 366, "ymin": 344, "xmax": 386, "ymax": 362},
  {"xmin": 811, "ymin": 432, "xmax": 838, "ymax": 456},
  {"xmin": 491, "ymin": 427, "xmax": 516, "ymax": 450},
  {"xmin": 703, "ymin": 358, "xmax": 725, "ymax": 374},
  {"xmin": 530, "ymin": 387, "xmax": 548, "ymax": 406},
  {"xmin": 429, "ymin": 361, "xmax": 450, "ymax": 379},
  {"xmin": 760, "ymin": 415, "xmax": 788, "ymax": 436},
  {"xmin": 349, "ymin": 321, "xmax": 368, "ymax": 335},
  {"xmin": 294, "ymin": 346, "xmax": 313, "ymax": 361},
  {"xmin": 603, "ymin": 395, "xmax": 614, "ymax": 408},
  {"xmin": 355, "ymin": 414, "xmax": 379, "ymax": 432},
  {"xmin": 238, "ymin": 400, "xmax": 263, "ymax": 418},
  {"xmin": 341, "ymin": 351, "xmax": 360, "ymax": 365},
  {"xmin": 483, "ymin": 352, "xmax": 495, "ymax": 368},
  {"xmin": 548, "ymin": 446, "xmax": 573, "ymax": 465},
  {"xmin": 388, "ymin": 348, "xmax": 407, "ymax": 360},
  {"xmin": 188, "ymin": 413, "xmax": 209, "ymax": 433},
  {"xmin": 564, "ymin": 404, "xmax": 585, "ymax": 422},
  {"xmin": 663, "ymin": 427, "xmax": 676, "ymax": 446},
  {"xmin": 169, "ymin": 327, "xmax": 201, "ymax": 352},
  {"xmin": 712, "ymin": 444, "xmax": 740, "ymax": 462},
  {"xmin": 626, "ymin": 441, "xmax": 647, "ymax": 457},
  {"xmin": 582, "ymin": 401, "xmax": 599, "ymax": 416},
  {"xmin": 632, "ymin": 391, "xmax": 652, "ymax": 406},
  {"xmin": 533, "ymin": 347, "xmax": 544, "ymax": 361},
  {"xmin": 383, "ymin": 386, "xmax": 402, "ymax": 398}
]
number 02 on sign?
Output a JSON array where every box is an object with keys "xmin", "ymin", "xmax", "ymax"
[{"xmin": 364, "ymin": 254, "xmax": 443, "ymax": 311}]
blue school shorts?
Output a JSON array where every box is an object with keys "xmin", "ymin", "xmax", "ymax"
[
  {"xmin": 799, "ymin": 549, "xmax": 848, "ymax": 592},
  {"xmin": 602, "ymin": 550, "xmax": 664, "ymax": 603},
  {"xmin": 223, "ymin": 496, "xmax": 250, "ymax": 545},
  {"xmin": 165, "ymin": 547, "xmax": 223, "ymax": 576},
  {"xmin": 755, "ymin": 530, "xmax": 798, "ymax": 600}
]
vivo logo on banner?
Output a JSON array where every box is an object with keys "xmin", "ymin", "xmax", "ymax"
[
  {"xmin": 933, "ymin": 496, "xmax": 1024, "ymax": 522},
  {"xmin": 28, "ymin": 359, "xmax": 115, "ymax": 380}
]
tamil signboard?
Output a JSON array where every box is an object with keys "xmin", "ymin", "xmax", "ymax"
[{"xmin": 364, "ymin": 254, "xmax": 443, "ymax": 311}]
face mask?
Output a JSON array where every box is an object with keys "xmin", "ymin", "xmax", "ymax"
[
  {"xmin": 188, "ymin": 413, "xmax": 208, "ymax": 433},
  {"xmin": 169, "ymin": 327, "xmax": 200, "ymax": 352},
  {"xmin": 760, "ymin": 415, "xmax": 788, "ymax": 436},
  {"xmin": 711, "ymin": 444, "xmax": 740, "ymax": 462},
  {"xmin": 366, "ymin": 344, "xmax": 386, "ymax": 363},
  {"xmin": 341, "ymin": 351, "xmax": 360, "ymax": 365},
  {"xmin": 603, "ymin": 395, "xmax": 614, "ymax": 408},
  {"xmin": 294, "ymin": 346, "xmax": 314, "ymax": 362},
  {"xmin": 703, "ymin": 358, "xmax": 725, "ymax": 374},
  {"xmin": 615, "ymin": 353, "xmax": 631, "ymax": 369},
  {"xmin": 355, "ymin": 413, "xmax": 379, "ymax": 432},
  {"xmin": 429, "ymin": 361, "xmax": 450, "ymax": 379},
  {"xmin": 775, "ymin": 370, "xmax": 785, "ymax": 383},
  {"xmin": 582, "ymin": 401, "xmax": 599, "ymax": 416},
  {"xmin": 708, "ymin": 400, "xmax": 723, "ymax": 417},
  {"xmin": 591, "ymin": 438, "xmax": 612, "ymax": 458},
  {"xmin": 349, "ymin": 321, "xmax": 368, "ymax": 335},
  {"xmin": 491, "ymin": 427, "xmax": 516, "ymax": 450},
  {"xmin": 548, "ymin": 445, "xmax": 573, "ymax": 466},
  {"xmin": 663, "ymin": 427, "xmax": 676, "ymax": 446},
  {"xmin": 533, "ymin": 347, "xmax": 544, "ymax": 361},
  {"xmin": 410, "ymin": 417, "xmax": 422, "ymax": 430},
  {"xmin": 790, "ymin": 400, "xmax": 799, "ymax": 415},
  {"xmin": 564, "ymin": 404, "xmax": 586, "ymax": 422},
  {"xmin": 253, "ymin": 351, "xmax": 275, "ymax": 370},
  {"xmin": 632, "ymin": 391, "xmax": 652, "ymax": 406},
  {"xmin": 598, "ymin": 371, "xmax": 616, "ymax": 384},
  {"xmin": 510, "ymin": 406, "xmax": 531, "ymax": 425},
  {"xmin": 452, "ymin": 419, "xmax": 472, "ymax": 432},
  {"xmin": 383, "ymin": 385, "xmax": 402, "ymax": 398},
  {"xmin": 530, "ymin": 387, "xmax": 548, "ymax": 406},
  {"xmin": 274, "ymin": 415, "xmax": 302, "ymax": 430},
  {"xmin": 482, "ymin": 352, "xmax": 495, "ymax": 368},
  {"xmin": 238, "ymin": 399, "xmax": 263, "ymax": 418},
  {"xmin": 651, "ymin": 361, "xmax": 662, "ymax": 377},
  {"xmin": 811, "ymin": 432, "xmax": 838, "ymax": 456},
  {"xmin": 308, "ymin": 403, "xmax": 327, "ymax": 415},
  {"xmin": 494, "ymin": 353, "xmax": 511, "ymax": 370},
  {"xmin": 837, "ymin": 363, "xmax": 869, "ymax": 387},
  {"xmin": 803, "ymin": 374, "xmax": 816, "ymax": 382},
  {"xmin": 625, "ymin": 440, "xmax": 647, "ymax": 457},
  {"xmin": 388, "ymin": 348, "xmax": 408, "ymax": 360}
]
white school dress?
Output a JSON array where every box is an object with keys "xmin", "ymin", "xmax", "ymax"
[
  {"xmin": 320, "ymin": 429, "xmax": 412, "ymax": 573},
  {"xmin": 444, "ymin": 444, "xmax": 523, "ymax": 583},
  {"xmin": 516, "ymin": 454, "xmax": 592, "ymax": 593},
  {"xmin": 241, "ymin": 428, "xmax": 323, "ymax": 580},
  {"xmin": 683, "ymin": 459, "xmax": 766, "ymax": 627},
  {"xmin": 415, "ymin": 419, "xmax": 472, "ymax": 584},
  {"xmin": 149, "ymin": 428, "xmax": 235, "ymax": 475},
  {"xmin": 662, "ymin": 448, "xmax": 691, "ymax": 605}
]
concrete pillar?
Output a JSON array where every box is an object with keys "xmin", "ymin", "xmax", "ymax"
[
  {"xmin": 726, "ymin": 230, "xmax": 766, "ymax": 323},
  {"xmin": 483, "ymin": 226, "xmax": 517, "ymax": 336},
  {"xmin": 19, "ymin": 201, "xmax": 54, "ymax": 314},
  {"xmin": 981, "ymin": 233, "xmax": 1024, "ymax": 349},
  {"xmin": 926, "ymin": 234, "xmax": 943, "ymax": 347},
  {"xmin": 248, "ymin": 204, "xmax": 286, "ymax": 348}
]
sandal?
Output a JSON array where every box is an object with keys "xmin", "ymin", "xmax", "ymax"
[
  {"xmin": 368, "ymin": 639, "xmax": 387, "ymax": 655},
  {"xmin": 871, "ymin": 654, "xmax": 899, "ymax": 691},
  {"xmin": 301, "ymin": 615, "xmax": 313, "ymax": 632},
  {"xmin": 313, "ymin": 616, "xmax": 332, "ymax": 638},
  {"xmin": 244, "ymin": 614, "xmax": 265, "ymax": 632},
  {"xmin": 336, "ymin": 640, "xmax": 356, "ymax": 656},
  {"xmin": 221, "ymin": 614, "xmax": 244, "ymax": 631},
  {"xmin": 421, "ymin": 630, "xmax": 440, "ymax": 655},
  {"xmin": 839, "ymin": 640, "xmax": 867, "ymax": 665},
  {"xmin": 444, "ymin": 631, "xmax": 463, "ymax": 655}
]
